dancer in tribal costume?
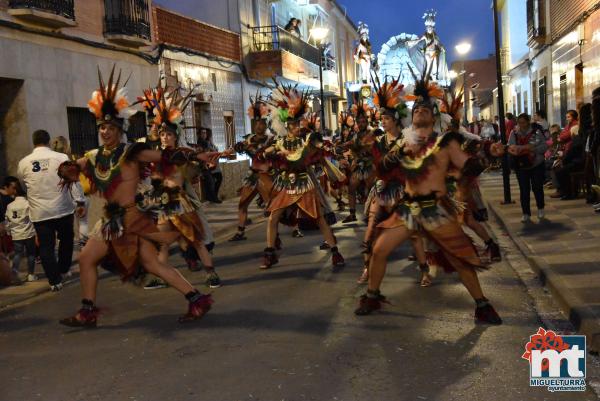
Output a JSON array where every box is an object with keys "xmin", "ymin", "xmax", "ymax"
[
  {"xmin": 341, "ymin": 100, "xmax": 377, "ymax": 223},
  {"xmin": 136, "ymin": 84, "xmax": 230, "ymax": 289},
  {"xmin": 57, "ymin": 66, "xmax": 217, "ymax": 327},
  {"xmin": 135, "ymin": 81, "xmax": 215, "ymax": 288},
  {"xmin": 331, "ymin": 112, "xmax": 356, "ymax": 211},
  {"xmin": 354, "ymin": 65, "xmax": 503, "ymax": 325},
  {"xmin": 229, "ymin": 95, "xmax": 276, "ymax": 242},
  {"xmin": 260, "ymin": 83, "xmax": 345, "ymax": 269},
  {"xmin": 356, "ymin": 76, "xmax": 429, "ymax": 285}
]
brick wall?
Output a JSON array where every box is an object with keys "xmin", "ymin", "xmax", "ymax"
[
  {"xmin": 153, "ymin": 6, "xmax": 241, "ymax": 62},
  {"xmin": 550, "ymin": 0, "xmax": 597, "ymax": 41},
  {"xmin": 68, "ymin": 0, "xmax": 104, "ymax": 37}
]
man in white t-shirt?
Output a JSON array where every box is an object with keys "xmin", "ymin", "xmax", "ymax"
[{"xmin": 17, "ymin": 130, "xmax": 85, "ymax": 290}]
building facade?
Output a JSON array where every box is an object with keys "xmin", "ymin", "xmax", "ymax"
[
  {"xmin": 0, "ymin": 0, "xmax": 159, "ymax": 176},
  {"xmin": 496, "ymin": 0, "xmax": 600, "ymax": 126},
  {"xmin": 164, "ymin": 0, "xmax": 359, "ymax": 134}
]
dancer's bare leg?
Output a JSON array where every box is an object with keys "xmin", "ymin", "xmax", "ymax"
[
  {"xmin": 368, "ymin": 226, "xmax": 411, "ymax": 292},
  {"xmin": 347, "ymin": 178, "xmax": 358, "ymax": 212},
  {"xmin": 238, "ymin": 189, "xmax": 257, "ymax": 227},
  {"xmin": 77, "ymin": 238, "xmax": 109, "ymax": 303},
  {"xmin": 267, "ymin": 208, "xmax": 285, "ymax": 247},
  {"xmin": 139, "ymin": 238, "xmax": 194, "ymax": 294},
  {"xmin": 464, "ymin": 214, "xmax": 491, "ymax": 242},
  {"xmin": 317, "ymin": 215, "xmax": 336, "ymax": 245},
  {"xmin": 410, "ymin": 233, "xmax": 432, "ymax": 286}
]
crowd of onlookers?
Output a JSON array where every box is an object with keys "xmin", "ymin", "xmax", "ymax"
[
  {"xmin": 0, "ymin": 125, "xmax": 224, "ymax": 289},
  {"xmin": 486, "ymin": 92, "xmax": 600, "ymax": 222}
]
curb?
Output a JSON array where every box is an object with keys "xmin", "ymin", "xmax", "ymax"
[{"xmin": 485, "ymin": 197, "xmax": 600, "ymax": 353}]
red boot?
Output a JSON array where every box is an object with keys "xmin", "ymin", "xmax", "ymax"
[
  {"xmin": 179, "ymin": 293, "xmax": 213, "ymax": 323},
  {"xmin": 354, "ymin": 292, "xmax": 386, "ymax": 316},
  {"xmin": 60, "ymin": 306, "xmax": 99, "ymax": 328}
]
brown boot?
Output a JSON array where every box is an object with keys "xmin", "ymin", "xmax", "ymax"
[{"xmin": 260, "ymin": 247, "xmax": 278, "ymax": 269}]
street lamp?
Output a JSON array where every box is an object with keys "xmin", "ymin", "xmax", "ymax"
[
  {"xmin": 455, "ymin": 42, "xmax": 472, "ymax": 126},
  {"xmin": 492, "ymin": 0, "xmax": 512, "ymax": 204},
  {"xmin": 310, "ymin": 26, "xmax": 329, "ymax": 133}
]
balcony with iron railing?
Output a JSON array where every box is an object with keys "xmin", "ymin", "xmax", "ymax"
[
  {"xmin": 8, "ymin": 0, "xmax": 76, "ymax": 28},
  {"xmin": 104, "ymin": 0, "xmax": 151, "ymax": 47},
  {"xmin": 251, "ymin": 25, "xmax": 321, "ymax": 66},
  {"xmin": 527, "ymin": 0, "xmax": 546, "ymax": 48}
]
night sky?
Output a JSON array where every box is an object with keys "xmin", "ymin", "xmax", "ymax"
[{"xmin": 340, "ymin": 0, "xmax": 496, "ymax": 63}]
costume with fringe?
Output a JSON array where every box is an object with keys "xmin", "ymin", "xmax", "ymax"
[
  {"xmin": 140, "ymin": 83, "xmax": 208, "ymax": 245},
  {"xmin": 73, "ymin": 66, "xmax": 178, "ymax": 280},
  {"xmin": 235, "ymin": 95, "xmax": 276, "ymax": 209},
  {"xmin": 376, "ymin": 128, "xmax": 488, "ymax": 272}
]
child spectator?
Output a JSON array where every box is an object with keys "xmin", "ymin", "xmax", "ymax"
[{"xmin": 5, "ymin": 182, "xmax": 37, "ymax": 282}]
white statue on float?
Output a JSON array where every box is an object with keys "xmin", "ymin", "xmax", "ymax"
[
  {"xmin": 354, "ymin": 22, "xmax": 376, "ymax": 84},
  {"xmin": 407, "ymin": 10, "xmax": 448, "ymax": 81},
  {"xmin": 377, "ymin": 9, "xmax": 450, "ymax": 87}
]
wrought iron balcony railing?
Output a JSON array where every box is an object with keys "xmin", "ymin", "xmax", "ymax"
[
  {"xmin": 251, "ymin": 25, "xmax": 321, "ymax": 66},
  {"xmin": 104, "ymin": 0, "xmax": 151, "ymax": 42},
  {"xmin": 322, "ymin": 55, "xmax": 336, "ymax": 72},
  {"xmin": 8, "ymin": 0, "xmax": 75, "ymax": 20}
]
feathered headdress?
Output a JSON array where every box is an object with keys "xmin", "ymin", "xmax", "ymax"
[
  {"xmin": 338, "ymin": 110, "xmax": 355, "ymax": 130},
  {"xmin": 147, "ymin": 83, "xmax": 197, "ymax": 135},
  {"xmin": 372, "ymin": 74, "xmax": 407, "ymax": 121},
  {"xmin": 350, "ymin": 96, "xmax": 373, "ymax": 122},
  {"xmin": 439, "ymin": 87, "xmax": 464, "ymax": 131},
  {"xmin": 301, "ymin": 112, "xmax": 321, "ymax": 134},
  {"xmin": 406, "ymin": 61, "xmax": 445, "ymax": 114},
  {"xmin": 247, "ymin": 92, "xmax": 270, "ymax": 121},
  {"xmin": 269, "ymin": 79, "xmax": 311, "ymax": 124},
  {"xmin": 136, "ymin": 76, "xmax": 165, "ymax": 117},
  {"xmin": 88, "ymin": 65, "xmax": 133, "ymax": 128}
]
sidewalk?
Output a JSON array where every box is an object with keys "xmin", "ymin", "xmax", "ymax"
[
  {"xmin": 0, "ymin": 198, "xmax": 263, "ymax": 309},
  {"xmin": 480, "ymin": 171, "xmax": 600, "ymax": 352}
]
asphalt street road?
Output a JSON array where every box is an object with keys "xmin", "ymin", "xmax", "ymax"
[{"xmin": 0, "ymin": 217, "xmax": 598, "ymax": 401}]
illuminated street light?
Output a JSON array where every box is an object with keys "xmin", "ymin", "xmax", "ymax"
[
  {"xmin": 448, "ymin": 70, "xmax": 458, "ymax": 80},
  {"xmin": 455, "ymin": 42, "xmax": 472, "ymax": 55},
  {"xmin": 309, "ymin": 26, "xmax": 330, "ymax": 132}
]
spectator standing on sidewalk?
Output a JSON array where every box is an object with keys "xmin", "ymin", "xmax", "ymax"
[
  {"xmin": 198, "ymin": 127, "xmax": 223, "ymax": 204},
  {"xmin": 508, "ymin": 113, "xmax": 548, "ymax": 223},
  {"xmin": 51, "ymin": 136, "xmax": 89, "ymax": 246},
  {"xmin": 0, "ymin": 176, "xmax": 19, "ymax": 285},
  {"xmin": 17, "ymin": 130, "xmax": 85, "ymax": 291},
  {"xmin": 504, "ymin": 112, "xmax": 516, "ymax": 142},
  {"xmin": 5, "ymin": 181, "xmax": 37, "ymax": 282},
  {"xmin": 534, "ymin": 110, "xmax": 549, "ymax": 133}
]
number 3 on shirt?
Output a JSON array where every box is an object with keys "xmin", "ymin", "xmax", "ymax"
[{"xmin": 32, "ymin": 161, "xmax": 41, "ymax": 172}]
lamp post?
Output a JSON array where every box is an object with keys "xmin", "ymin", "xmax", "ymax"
[
  {"xmin": 310, "ymin": 26, "xmax": 329, "ymax": 133},
  {"xmin": 455, "ymin": 42, "xmax": 472, "ymax": 126},
  {"xmin": 492, "ymin": 0, "xmax": 512, "ymax": 204}
]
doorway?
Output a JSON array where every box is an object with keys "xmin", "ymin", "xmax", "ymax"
[{"xmin": 0, "ymin": 78, "xmax": 26, "ymax": 178}]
